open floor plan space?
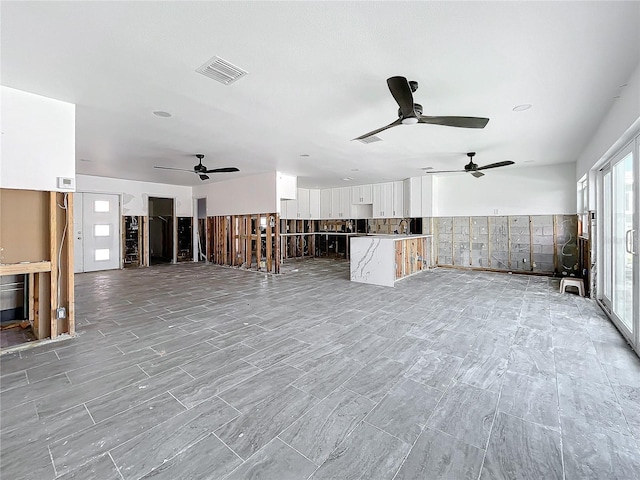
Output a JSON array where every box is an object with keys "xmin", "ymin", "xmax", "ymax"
[{"xmin": 1, "ymin": 261, "xmax": 639, "ymax": 480}]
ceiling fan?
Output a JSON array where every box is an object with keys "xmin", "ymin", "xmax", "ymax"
[
  {"xmin": 154, "ymin": 154, "xmax": 239, "ymax": 181},
  {"xmin": 354, "ymin": 76, "xmax": 489, "ymax": 141},
  {"xmin": 424, "ymin": 152, "xmax": 514, "ymax": 178}
]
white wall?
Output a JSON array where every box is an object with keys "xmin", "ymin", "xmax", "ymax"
[
  {"xmin": 193, "ymin": 172, "xmax": 278, "ymax": 216},
  {"xmin": 577, "ymin": 63, "xmax": 640, "ymax": 180},
  {"xmin": 76, "ymin": 174, "xmax": 193, "ymax": 216},
  {"xmin": 433, "ymin": 163, "xmax": 576, "ymax": 217},
  {"xmin": 1, "ymin": 86, "xmax": 75, "ymax": 192}
]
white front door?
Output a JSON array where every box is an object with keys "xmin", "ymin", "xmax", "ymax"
[
  {"xmin": 82, "ymin": 193, "xmax": 120, "ymax": 272},
  {"xmin": 73, "ymin": 193, "xmax": 84, "ymax": 273}
]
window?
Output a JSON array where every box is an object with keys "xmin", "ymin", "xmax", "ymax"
[
  {"xmin": 94, "ymin": 249, "xmax": 110, "ymax": 261},
  {"xmin": 94, "ymin": 224, "xmax": 110, "ymax": 237},
  {"xmin": 577, "ymin": 176, "xmax": 588, "ymax": 237}
]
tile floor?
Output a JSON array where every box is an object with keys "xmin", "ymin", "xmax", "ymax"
[{"xmin": 1, "ymin": 259, "xmax": 639, "ymax": 479}]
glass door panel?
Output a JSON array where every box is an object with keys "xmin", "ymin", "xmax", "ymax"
[
  {"xmin": 603, "ymin": 169, "xmax": 612, "ymax": 305},
  {"xmin": 612, "ymin": 153, "xmax": 634, "ymax": 330}
]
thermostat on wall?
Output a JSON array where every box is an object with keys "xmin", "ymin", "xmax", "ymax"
[{"xmin": 57, "ymin": 177, "xmax": 75, "ymax": 190}]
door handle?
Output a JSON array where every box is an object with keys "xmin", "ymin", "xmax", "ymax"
[{"xmin": 626, "ymin": 229, "xmax": 636, "ymax": 255}]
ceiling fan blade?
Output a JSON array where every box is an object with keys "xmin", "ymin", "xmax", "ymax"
[
  {"xmin": 471, "ymin": 171, "xmax": 485, "ymax": 178},
  {"xmin": 353, "ymin": 118, "xmax": 402, "ymax": 141},
  {"xmin": 423, "ymin": 169, "xmax": 466, "ymax": 174},
  {"xmin": 387, "ymin": 76, "xmax": 415, "ymax": 118},
  {"xmin": 199, "ymin": 174, "xmax": 210, "ymax": 181},
  {"xmin": 203, "ymin": 167, "xmax": 240, "ymax": 173},
  {"xmin": 418, "ymin": 116, "xmax": 489, "ymax": 129},
  {"xmin": 477, "ymin": 161, "xmax": 515, "ymax": 170},
  {"xmin": 154, "ymin": 166, "xmax": 194, "ymax": 173}
]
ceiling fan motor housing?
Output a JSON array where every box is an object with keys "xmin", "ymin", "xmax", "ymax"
[{"xmin": 398, "ymin": 103, "xmax": 423, "ymax": 119}]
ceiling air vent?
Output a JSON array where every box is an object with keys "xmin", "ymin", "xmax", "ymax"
[
  {"xmin": 196, "ymin": 56, "xmax": 248, "ymax": 85},
  {"xmin": 357, "ymin": 135, "xmax": 382, "ymax": 144}
]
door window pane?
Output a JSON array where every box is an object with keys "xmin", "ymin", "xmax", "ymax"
[
  {"xmin": 94, "ymin": 224, "xmax": 110, "ymax": 237},
  {"xmin": 94, "ymin": 200, "xmax": 110, "ymax": 212},
  {"xmin": 95, "ymin": 249, "xmax": 110, "ymax": 261}
]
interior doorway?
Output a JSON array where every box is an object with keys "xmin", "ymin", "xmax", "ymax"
[
  {"xmin": 148, "ymin": 197, "xmax": 175, "ymax": 265},
  {"xmin": 194, "ymin": 197, "xmax": 207, "ymax": 262}
]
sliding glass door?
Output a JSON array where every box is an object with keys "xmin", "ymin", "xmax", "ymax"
[{"xmin": 599, "ymin": 138, "xmax": 638, "ymax": 351}]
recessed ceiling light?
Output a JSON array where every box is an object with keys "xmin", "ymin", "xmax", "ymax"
[
  {"xmin": 299, "ymin": 154, "xmax": 310, "ymax": 157},
  {"xmin": 351, "ymin": 168, "xmax": 359, "ymax": 172},
  {"xmin": 153, "ymin": 111, "xmax": 172, "ymax": 117},
  {"xmin": 512, "ymin": 104, "xmax": 532, "ymax": 112},
  {"xmin": 613, "ymin": 95, "xmax": 621, "ymax": 99},
  {"xmin": 421, "ymin": 167, "xmax": 433, "ymax": 170},
  {"xmin": 618, "ymin": 83, "xmax": 628, "ymax": 88},
  {"xmin": 79, "ymin": 158, "xmax": 92, "ymax": 162},
  {"xmin": 343, "ymin": 177, "xmax": 353, "ymax": 181}
]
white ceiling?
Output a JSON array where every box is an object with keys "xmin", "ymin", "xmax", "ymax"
[{"xmin": 2, "ymin": 1, "xmax": 638, "ymax": 188}]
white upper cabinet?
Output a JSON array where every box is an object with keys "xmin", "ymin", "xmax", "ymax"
[
  {"xmin": 421, "ymin": 176, "xmax": 433, "ymax": 217},
  {"xmin": 309, "ymin": 189, "xmax": 321, "ymax": 219},
  {"xmin": 351, "ymin": 184, "xmax": 373, "ymax": 204},
  {"xmin": 392, "ymin": 181, "xmax": 404, "ymax": 217},
  {"xmin": 284, "ymin": 197, "xmax": 297, "ymax": 219},
  {"xmin": 372, "ymin": 182, "xmax": 393, "ymax": 218},
  {"xmin": 297, "ymin": 188, "xmax": 310, "ymax": 219},
  {"xmin": 320, "ymin": 189, "xmax": 332, "ymax": 218},
  {"xmin": 403, "ymin": 177, "xmax": 423, "ymax": 217},
  {"xmin": 339, "ymin": 187, "xmax": 353, "ymax": 218}
]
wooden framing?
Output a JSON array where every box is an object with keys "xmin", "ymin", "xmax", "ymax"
[
  {"xmin": 66, "ymin": 193, "xmax": 75, "ymax": 336},
  {"xmin": 207, "ymin": 213, "xmax": 281, "ymax": 273},
  {"xmin": 49, "ymin": 192, "xmax": 59, "ymax": 339}
]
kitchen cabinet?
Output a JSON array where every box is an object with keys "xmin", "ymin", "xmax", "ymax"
[
  {"xmin": 403, "ymin": 177, "xmax": 422, "ymax": 217},
  {"xmin": 373, "ymin": 182, "xmax": 403, "ymax": 218},
  {"xmin": 320, "ymin": 189, "xmax": 332, "ymax": 218},
  {"xmin": 351, "ymin": 184, "xmax": 373, "ymax": 204},
  {"xmin": 309, "ymin": 189, "xmax": 321, "ymax": 219}
]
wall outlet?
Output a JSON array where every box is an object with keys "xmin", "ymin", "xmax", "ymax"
[{"xmin": 56, "ymin": 307, "xmax": 66, "ymax": 319}]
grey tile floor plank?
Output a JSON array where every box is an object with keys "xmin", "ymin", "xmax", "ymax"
[
  {"xmin": 1, "ymin": 404, "xmax": 94, "ymax": 457},
  {"xmin": 0, "ymin": 350, "xmax": 58, "ymax": 374},
  {"xmin": 0, "ymin": 442, "xmax": 56, "ymax": 480},
  {"xmin": 480, "ymin": 412, "xmax": 563, "ymax": 480},
  {"xmin": 110, "ymin": 396, "xmax": 239, "ymax": 480},
  {"xmin": 282, "ymin": 341, "xmax": 346, "ymax": 372},
  {"xmin": 225, "ymin": 438, "xmax": 317, "ymax": 480},
  {"xmin": 35, "ymin": 365, "xmax": 148, "ymax": 419},
  {"xmin": 170, "ymin": 360, "xmax": 261, "ymax": 408},
  {"xmin": 0, "ymin": 400, "xmax": 38, "ymax": 434},
  {"xmin": 508, "ymin": 345, "xmax": 556, "ymax": 379},
  {"xmin": 1, "ymin": 372, "xmax": 72, "ymax": 412},
  {"xmin": 603, "ymin": 360, "xmax": 640, "ymax": 388},
  {"xmin": 207, "ymin": 325, "xmax": 269, "ymax": 349},
  {"xmin": 138, "ymin": 340, "xmax": 220, "ymax": 377},
  {"xmin": 611, "ymin": 383, "xmax": 640, "ymax": 439},
  {"xmin": 218, "ymin": 363, "xmax": 305, "ymax": 413},
  {"xmin": 404, "ymin": 350, "xmax": 463, "ymax": 391},
  {"xmin": 513, "ymin": 326, "xmax": 553, "ymax": 351},
  {"xmin": 0, "ymin": 370, "xmax": 28, "ymax": 392},
  {"xmin": 179, "ymin": 342, "xmax": 256, "ymax": 378},
  {"xmin": 552, "ymin": 327, "xmax": 597, "ymax": 354},
  {"xmin": 343, "ymin": 357, "xmax": 407, "ymax": 402},
  {"xmin": 244, "ymin": 337, "xmax": 310, "ymax": 369},
  {"xmin": 424, "ymin": 330, "xmax": 476, "ymax": 358},
  {"xmin": 309, "ymin": 421, "xmax": 411, "ymax": 480},
  {"xmin": 137, "ymin": 433, "xmax": 241, "ymax": 479},
  {"xmin": 345, "ymin": 333, "xmax": 392, "ymax": 364},
  {"xmin": 293, "ymin": 354, "xmax": 362, "ymax": 399},
  {"xmin": 593, "ymin": 340, "xmax": 640, "ymax": 370},
  {"xmin": 562, "ymin": 417, "xmax": 640, "ymax": 480},
  {"xmin": 394, "ymin": 427, "xmax": 484, "ymax": 480},
  {"xmin": 427, "ymin": 382, "xmax": 498, "ymax": 449},
  {"xmin": 49, "ymin": 392, "xmax": 185, "ymax": 475},
  {"xmin": 279, "ymin": 388, "xmax": 375, "ymax": 465},
  {"xmin": 216, "ymin": 385, "xmax": 318, "ymax": 460},
  {"xmin": 557, "ymin": 373, "xmax": 630, "ymax": 436},
  {"xmin": 85, "ymin": 366, "xmax": 191, "ymax": 423},
  {"xmin": 380, "ymin": 336, "xmax": 432, "ymax": 365},
  {"xmin": 55, "ymin": 453, "xmax": 121, "ymax": 480},
  {"xmin": 554, "ymin": 347, "xmax": 608, "ymax": 384},
  {"xmin": 66, "ymin": 347, "xmax": 159, "ymax": 385},
  {"xmin": 365, "ymin": 378, "xmax": 441, "ymax": 444},
  {"xmin": 499, "ymin": 371, "xmax": 559, "ymax": 428},
  {"xmin": 454, "ymin": 352, "xmax": 508, "ymax": 393}
]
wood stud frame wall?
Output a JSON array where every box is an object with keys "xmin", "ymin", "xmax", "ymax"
[{"xmin": 208, "ymin": 214, "xmax": 281, "ymax": 273}]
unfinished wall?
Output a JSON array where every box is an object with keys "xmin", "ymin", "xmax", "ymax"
[
  {"xmin": 431, "ymin": 214, "xmax": 579, "ymax": 276},
  {"xmin": 76, "ymin": 175, "xmax": 192, "ymax": 217},
  {"xmin": 1, "ymin": 86, "xmax": 75, "ymax": 192},
  {"xmin": 433, "ymin": 163, "xmax": 576, "ymax": 217}
]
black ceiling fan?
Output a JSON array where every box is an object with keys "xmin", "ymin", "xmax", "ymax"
[
  {"xmin": 354, "ymin": 76, "xmax": 489, "ymax": 141},
  {"xmin": 424, "ymin": 152, "xmax": 514, "ymax": 178},
  {"xmin": 154, "ymin": 154, "xmax": 239, "ymax": 181}
]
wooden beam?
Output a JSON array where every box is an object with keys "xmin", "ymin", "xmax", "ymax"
[
  {"xmin": 49, "ymin": 192, "xmax": 59, "ymax": 339},
  {"xmin": 0, "ymin": 261, "xmax": 52, "ymax": 275},
  {"xmin": 266, "ymin": 214, "xmax": 273, "ymax": 272},
  {"xmin": 66, "ymin": 192, "xmax": 75, "ymax": 335},
  {"xmin": 274, "ymin": 214, "xmax": 280, "ymax": 274},
  {"xmin": 143, "ymin": 216, "xmax": 150, "ymax": 267}
]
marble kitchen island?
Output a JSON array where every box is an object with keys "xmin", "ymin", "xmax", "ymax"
[{"xmin": 350, "ymin": 234, "xmax": 433, "ymax": 287}]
